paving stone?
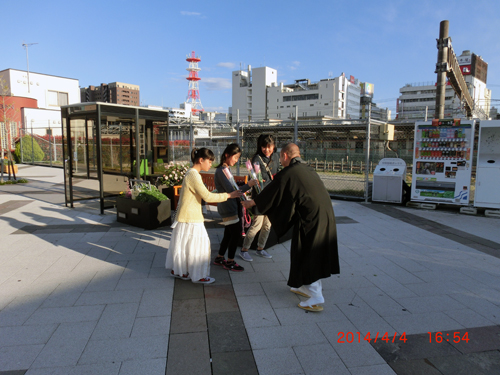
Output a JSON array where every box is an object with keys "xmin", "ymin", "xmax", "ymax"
[
  {"xmin": 428, "ymin": 350, "xmax": 500, "ymax": 375},
  {"xmin": 204, "ymin": 284, "xmax": 239, "ymax": 313},
  {"xmin": 207, "ymin": 311, "xmax": 250, "ymax": 353},
  {"xmin": 211, "ymin": 350, "xmax": 258, "ymax": 375},
  {"xmin": 170, "ymin": 298, "xmax": 207, "ymax": 334},
  {"xmin": 446, "ymin": 325, "xmax": 500, "ymax": 354},
  {"xmin": 388, "ymin": 358, "xmax": 443, "ymax": 375},
  {"xmin": 166, "ymin": 332, "xmax": 210, "ymax": 375},
  {"xmin": 371, "ymin": 332, "xmax": 461, "ymax": 362}
]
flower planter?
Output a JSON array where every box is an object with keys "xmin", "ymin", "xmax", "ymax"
[{"xmin": 116, "ymin": 196, "xmax": 171, "ymax": 230}]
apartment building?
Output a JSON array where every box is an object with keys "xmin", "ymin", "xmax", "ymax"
[
  {"xmin": 232, "ymin": 66, "xmax": 365, "ymax": 122},
  {"xmin": 81, "ymin": 82, "xmax": 140, "ymax": 106}
]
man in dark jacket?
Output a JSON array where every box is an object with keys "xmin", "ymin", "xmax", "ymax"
[{"xmin": 242, "ymin": 143, "xmax": 339, "ymax": 311}]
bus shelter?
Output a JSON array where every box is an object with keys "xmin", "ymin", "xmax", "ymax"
[{"xmin": 61, "ymin": 102, "xmax": 169, "ymax": 213}]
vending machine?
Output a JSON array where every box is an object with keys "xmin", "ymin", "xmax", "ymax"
[
  {"xmin": 411, "ymin": 118, "xmax": 475, "ymax": 205},
  {"xmin": 474, "ymin": 120, "xmax": 500, "ymax": 209}
]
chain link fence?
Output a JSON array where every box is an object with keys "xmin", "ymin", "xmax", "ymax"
[{"xmin": 15, "ymin": 118, "xmax": 420, "ymax": 201}]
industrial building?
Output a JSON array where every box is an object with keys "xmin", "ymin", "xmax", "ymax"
[{"xmin": 396, "ymin": 50, "xmax": 491, "ymax": 120}]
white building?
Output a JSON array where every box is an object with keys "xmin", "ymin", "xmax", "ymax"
[
  {"xmin": 231, "ymin": 66, "xmax": 362, "ymax": 122},
  {"xmin": 0, "ymin": 69, "xmax": 80, "ymax": 136},
  {"xmin": 396, "ymin": 50, "xmax": 491, "ymax": 120}
]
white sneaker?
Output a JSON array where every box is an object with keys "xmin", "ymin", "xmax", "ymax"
[
  {"xmin": 192, "ymin": 277, "xmax": 215, "ymax": 284},
  {"xmin": 239, "ymin": 251, "xmax": 253, "ymax": 262}
]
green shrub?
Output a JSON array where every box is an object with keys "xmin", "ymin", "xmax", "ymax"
[
  {"xmin": 135, "ymin": 185, "xmax": 168, "ymax": 203},
  {"xmin": 14, "ymin": 136, "xmax": 45, "ymax": 163}
]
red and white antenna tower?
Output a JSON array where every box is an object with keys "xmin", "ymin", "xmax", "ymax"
[{"xmin": 186, "ymin": 51, "xmax": 204, "ymax": 114}]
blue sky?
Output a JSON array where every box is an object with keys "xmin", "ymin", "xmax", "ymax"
[{"xmin": 3, "ymin": 0, "xmax": 500, "ymax": 116}]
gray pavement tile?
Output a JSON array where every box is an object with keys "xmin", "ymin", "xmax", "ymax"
[
  {"xmin": 261, "ymin": 281, "xmax": 303, "ymax": 309},
  {"xmin": 84, "ymin": 270, "xmax": 122, "ymax": 292},
  {"xmin": 333, "ymin": 340, "xmax": 387, "ymax": 368},
  {"xmin": 207, "ymin": 311, "xmax": 251, "ymax": 353},
  {"xmin": 0, "ymin": 297, "xmax": 45, "ymax": 326},
  {"xmin": 382, "ymin": 311, "xmax": 464, "ymax": 335},
  {"xmin": 30, "ymin": 322, "xmax": 96, "ymax": 368},
  {"xmin": 166, "ymin": 332, "xmax": 210, "ymax": 375},
  {"xmin": 131, "ymin": 316, "xmax": 170, "ymax": 338},
  {"xmin": 247, "ymin": 323, "xmax": 328, "ymax": 350},
  {"xmin": 428, "ymin": 350, "xmax": 500, "ymax": 375},
  {"xmin": 230, "ymin": 270, "xmax": 287, "ymax": 284},
  {"xmin": 443, "ymin": 308, "xmax": 497, "ymax": 328},
  {"xmin": 204, "ymin": 284, "xmax": 239, "ymax": 313},
  {"xmin": 388, "ymin": 358, "xmax": 443, "ymax": 375},
  {"xmin": 120, "ymin": 260, "xmax": 154, "ymax": 279},
  {"xmin": 252, "ymin": 347, "xmax": 303, "ymax": 375},
  {"xmin": 90, "ymin": 303, "xmax": 138, "ymax": 340},
  {"xmin": 0, "ymin": 344, "xmax": 44, "ymax": 372},
  {"xmin": 24, "ymin": 362, "xmax": 121, "ymax": 375},
  {"xmin": 0, "ymin": 324, "xmax": 57, "ymax": 346},
  {"xmin": 114, "ymin": 276, "xmax": 171, "ymax": 291},
  {"xmin": 354, "ymin": 287, "xmax": 409, "ymax": 317},
  {"xmin": 448, "ymin": 293, "xmax": 500, "ymax": 325},
  {"xmin": 24, "ymin": 305, "xmax": 105, "ymax": 325},
  {"xmin": 211, "ymin": 350, "xmax": 258, "ymax": 375},
  {"xmin": 338, "ymin": 297, "xmax": 399, "ymax": 334},
  {"xmin": 79, "ymin": 335, "xmax": 168, "ymax": 365},
  {"xmin": 137, "ymin": 287, "xmax": 173, "ymax": 318},
  {"xmin": 293, "ymin": 343, "xmax": 348, "ymax": 375},
  {"xmin": 75, "ymin": 289, "xmax": 143, "ymax": 306},
  {"xmin": 118, "ymin": 358, "xmax": 166, "ymax": 375},
  {"xmin": 170, "ymin": 298, "xmax": 207, "ymax": 334},
  {"xmin": 348, "ymin": 364, "xmax": 397, "ymax": 375},
  {"xmin": 232, "ymin": 282, "xmax": 265, "ymax": 297},
  {"xmin": 237, "ymin": 295, "xmax": 280, "ymax": 328},
  {"xmin": 397, "ymin": 295, "xmax": 466, "ymax": 314}
]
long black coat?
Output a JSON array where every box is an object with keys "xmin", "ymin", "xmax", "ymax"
[{"xmin": 254, "ymin": 157, "xmax": 339, "ymax": 287}]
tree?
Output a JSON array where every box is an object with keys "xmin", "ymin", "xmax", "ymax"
[
  {"xmin": 0, "ymin": 77, "xmax": 18, "ymax": 181},
  {"xmin": 15, "ymin": 135, "xmax": 45, "ymax": 163}
]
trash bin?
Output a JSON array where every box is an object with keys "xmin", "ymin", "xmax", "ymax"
[{"xmin": 372, "ymin": 158, "xmax": 407, "ymax": 203}]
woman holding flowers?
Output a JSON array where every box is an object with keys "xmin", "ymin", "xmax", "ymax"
[
  {"xmin": 165, "ymin": 148, "xmax": 241, "ymax": 284},
  {"xmin": 241, "ymin": 134, "xmax": 279, "ymax": 260},
  {"xmin": 214, "ymin": 143, "xmax": 257, "ymax": 271}
]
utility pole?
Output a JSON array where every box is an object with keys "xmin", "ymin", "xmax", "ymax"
[
  {"xmin": 22, "ymin": 42, "xmax": 38, "ymax": 93},
  {"xmin": 435, "ymin": 21, "xmax": 448, "ymax": 119}
]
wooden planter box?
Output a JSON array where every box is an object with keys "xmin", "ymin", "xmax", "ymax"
[
  {"xmin": 1, "ymin": 164, "xmax": 18, "ymax": 174},
  {"xmin": 116, "ymin": 197, "xmax": 171, "ymax": 230}
]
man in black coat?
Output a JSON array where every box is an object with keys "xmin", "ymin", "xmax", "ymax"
[{"xmin": 242, "ymin": 143, "xmax": 339, "ymax": 311}]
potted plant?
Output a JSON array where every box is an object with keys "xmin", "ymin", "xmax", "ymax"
[
  {"xmin": 156, "ymin": 162, "xmax": 190, "ymax": 209},
  {"xmin": 116, "ymin": 182, "xmax": 171, "ymax": 230}
]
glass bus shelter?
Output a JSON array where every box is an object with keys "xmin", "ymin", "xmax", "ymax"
[{"xmin": 61, "ymin": 102, "xmax": 170, "ymax": 214}]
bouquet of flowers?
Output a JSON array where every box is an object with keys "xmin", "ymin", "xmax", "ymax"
[
  {"xmin": 222, "ymin": 167, "xmax": 246, "ymax": 201},
  {"xmin": 245, "ymin": 160, "xmax": 262, "ymax": 194},
  {"xmin": 253, "ymin": 162, "xmax": 264, "ymax": 188},
  {"xmin": 158, "ymin": 162, "xmax": 189, "ymax": 188}
]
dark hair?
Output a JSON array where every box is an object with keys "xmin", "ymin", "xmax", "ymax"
[
  {"xmin": 220, "ymin": 143, "xmax": 242, "ymax": 166},
  {"xmin": 191, "ymin": 147, "xmax": 215, "ymax": 164},
  {"xmin": 256, "ymin": 134, "xmax": 275, "ymax": 157}
]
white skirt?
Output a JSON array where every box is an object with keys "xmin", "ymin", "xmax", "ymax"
[{"xmin": 165, "ymin": 222, "xmax": 211, "ymax": 282}]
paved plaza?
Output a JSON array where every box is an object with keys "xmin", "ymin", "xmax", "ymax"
[{"xmin": 0, "ymin": 165, "xmax": 499, "ymax": 375}]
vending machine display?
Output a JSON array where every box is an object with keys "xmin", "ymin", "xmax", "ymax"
[{"xmin": 411, "ymin": 119, "xmax": 475, "ymax": 205}]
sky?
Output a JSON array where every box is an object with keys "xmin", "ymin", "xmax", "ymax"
[{"xmin": 2, "ymin": 0, "xmax": 500, "ymax": 117}]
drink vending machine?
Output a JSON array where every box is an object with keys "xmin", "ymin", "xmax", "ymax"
[{"xmin": 411, "ymin": 118, "xmax": 475, "ymax": 205}]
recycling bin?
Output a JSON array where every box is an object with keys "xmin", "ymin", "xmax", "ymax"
[{"xmin": 372, "ymin": 158, "xmax": 407, "ymax": 203}]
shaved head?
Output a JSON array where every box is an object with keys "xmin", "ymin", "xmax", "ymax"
[{"xmin": 281, "ymin": 143, "xmax": 301, "ymax": 159}]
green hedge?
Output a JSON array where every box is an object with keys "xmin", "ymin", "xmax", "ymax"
[{"xmin": 15, "ymin": 136, "xmax": 45, "ymax": 163}]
